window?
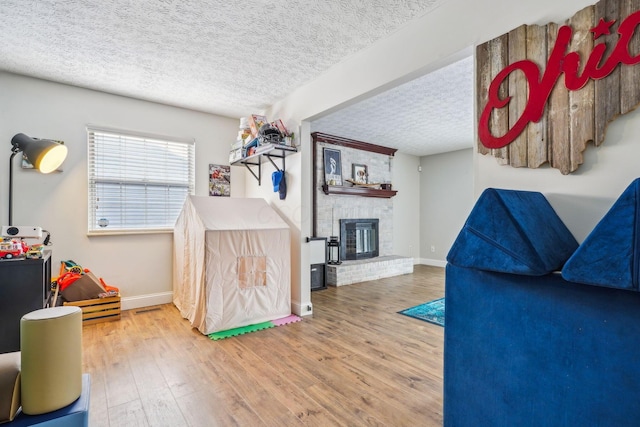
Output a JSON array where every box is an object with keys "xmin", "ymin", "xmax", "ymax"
[
  {"xmin": 87, "ymin": 126, "xmax": 195, "ymax": 233},
  {"xmin": 237, "ymin": 256, "xmax": 267, "ymax": 289}
]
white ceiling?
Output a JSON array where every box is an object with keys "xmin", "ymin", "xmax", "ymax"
[
  {"xmin": 311, "ymin": 56, "xmax": 474, "ymax": 156},
  {"xmin": 0, "ymin": 0, "xmax": 473, "ymax": 157}
]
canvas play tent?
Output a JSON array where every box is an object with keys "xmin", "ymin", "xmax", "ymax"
[{"xmin": 173, "ymin": 196, "xmax": 291, "ymax": 334}]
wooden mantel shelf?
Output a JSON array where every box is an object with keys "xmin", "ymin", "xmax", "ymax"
[
  {"xmin": 312, "ymin": 132, "xmax": 397, "ymax": 156},
  {"xmin": 322, "ymin": 185, "xmax": 397, "ymax": 198}
]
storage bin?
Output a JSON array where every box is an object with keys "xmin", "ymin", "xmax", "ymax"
[{"xmin": 63, "ymin": 294, "xmax": 121, "ymax": 325}]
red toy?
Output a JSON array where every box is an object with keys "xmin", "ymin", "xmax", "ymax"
[{"xmin": 0, "ymin": 239, "xmax": 28, "ymax": 259}]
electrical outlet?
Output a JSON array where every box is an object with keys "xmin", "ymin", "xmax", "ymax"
[{"xmin": 431, "ymin": 245, "xmax": 436, "ymax": 252}]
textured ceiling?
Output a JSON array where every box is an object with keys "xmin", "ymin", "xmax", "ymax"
[
  {"xmin": 311, "ymin": 56, "xmax": 474, "ymax": 156},
  {"xmin": 0, "ymin": 0, "xmax": 472, "ymax": 157}
]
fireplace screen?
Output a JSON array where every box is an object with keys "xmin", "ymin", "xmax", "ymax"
[{"xmin": 339, "ymin": 219, "xmax": 379, "ymax": 260}]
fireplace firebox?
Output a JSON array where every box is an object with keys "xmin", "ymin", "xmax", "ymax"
[{"xmin": 339, "ymin": 219, "xmax": 379, "ymax": 260}]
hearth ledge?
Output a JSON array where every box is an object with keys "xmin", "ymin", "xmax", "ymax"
[{"xmin": 326, "ymin": 255, "xmax": 413, "ymax": 286}]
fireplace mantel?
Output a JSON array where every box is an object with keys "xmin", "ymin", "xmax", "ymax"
[
  {"xmin": 312, "ymin": 132, "xmax": 397, "ymax": 156},
  {"xmin": 322, "ymin": 185, "xmax": 397, "ymax": 198}
]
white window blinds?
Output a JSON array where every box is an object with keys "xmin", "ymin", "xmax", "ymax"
[{"xmin": 87, "ymin": 127, "xmax": 195, "ymax": 233}]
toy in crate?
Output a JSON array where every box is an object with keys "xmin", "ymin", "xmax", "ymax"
[{"xmin": 54, "ymin": 260, "xmax": 121, "ymax": 324}]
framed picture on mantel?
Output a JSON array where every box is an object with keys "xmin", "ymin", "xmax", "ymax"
[
  {"xmin": 323, "ymin": 148, "xmax": 343, "ymax": 186},
  {"xmin": 352, "ymin": 163, "xmax": 368, "ymax": 184}
]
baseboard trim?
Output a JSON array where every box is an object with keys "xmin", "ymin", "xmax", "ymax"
[
  {"xmin": 417, "ymin": 258, "xmax": 447, "ymax": 268},
  {"xmin": 121, "ymin": 292, "xmax": 316, "ymax": 319},
  {"xmin": 292, "ymin": 300, "xmax": 313, "ymax": 317},
  {"xmin": 121, "ymin": 291, "xmax": 173, "ymax": 311}
]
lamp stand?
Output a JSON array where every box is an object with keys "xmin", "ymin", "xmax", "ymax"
[{"xmin": 8, "ymin": 146, "xmax": 19, "ymax": 226}]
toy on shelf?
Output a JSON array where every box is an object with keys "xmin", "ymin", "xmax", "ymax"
[
  {"xmin": 25, "ymin": 243, "xmax": 44, "ymax": 259},
  {"xmin": 0, "ymin": 238, "xmax": 28, "ymax": 259},
  {"xmin": 248, "ymin": 114, "xmax": 268, "ymax": 138}
]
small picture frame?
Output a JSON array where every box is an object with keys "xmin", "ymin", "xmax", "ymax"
[
  {"xmin": 209, "ymin": 164, "xmax": 231, "ymax": 196},
  {"xmin": 323, "ymin": 148, "xmax": 343, "ymax": 186},
  {"xmin": 352, "ymin": 163, "xmax": 368, "ymax": 184}
]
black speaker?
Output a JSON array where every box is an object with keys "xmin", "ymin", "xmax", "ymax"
[{"xmin": 310, "ymin": 263, "xmax": 326, "ymax": 291}]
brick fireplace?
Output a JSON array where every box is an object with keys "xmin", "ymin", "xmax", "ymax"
[{"xmin": 312, "ymin": 133, "xmax": 413, "ymax": 286}]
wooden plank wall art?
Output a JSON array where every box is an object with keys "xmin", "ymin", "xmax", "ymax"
[{"xmin": 477, "ymin": 0, "xmax": 640, "ymax": 174}]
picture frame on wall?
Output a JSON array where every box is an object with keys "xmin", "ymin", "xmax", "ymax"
[
  {"xmin": 323, "ymin": 148, "xmax": 343, "ymax": 186},
  {"xmin": 209, "ymin": 164, "xmax": 230, "ymax": 196},
  {"xmin": 352, "ymin": 164, "xmax": 368, "ymax": 184}
]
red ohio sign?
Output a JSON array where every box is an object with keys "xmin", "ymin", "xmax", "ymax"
[{"xmin": 479, "ymin": 11, "xmax": 640, "ymax": 149}]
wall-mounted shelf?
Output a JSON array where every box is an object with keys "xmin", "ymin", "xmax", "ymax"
[
  {"xmin": 322, "ymin": 185, "xmax": 397, "ymax": 198},
  {"xmin": 231, "ymin": 143, "xmax": 297, "ymax": 185}
]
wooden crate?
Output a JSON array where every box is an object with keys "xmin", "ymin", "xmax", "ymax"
[{"xmin": 64, "ymin": 294, "xmax": 121, "ymax": 325}]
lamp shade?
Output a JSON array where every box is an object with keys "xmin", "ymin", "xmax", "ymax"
[{"xmin": 11, "ymin": 133, "xmax": 67, "ymax": 173}]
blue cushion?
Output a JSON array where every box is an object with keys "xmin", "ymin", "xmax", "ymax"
[
  {"xmin": 562, "ymin": 178, "xmax": 640, "ymax": 290},
  {"xmin": 447, "ymin": 188, "xmax": 578, "ymax": 275},
  {"xmin": 11, "ymin": 374, "xmax": 90, "ymax": 427},
  {"xmin": 444, "ymin": 264, "xmax": 640, "ymax": 426}
]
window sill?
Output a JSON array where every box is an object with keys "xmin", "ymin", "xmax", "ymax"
[{"xmin": 87, "ymin": 229, "xmax": 174, "ymax": 237}]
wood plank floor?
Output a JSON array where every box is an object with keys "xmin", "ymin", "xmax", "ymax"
[{"xmin": 83, "ymin": 265, "xmax": 445, "ymax": 426}]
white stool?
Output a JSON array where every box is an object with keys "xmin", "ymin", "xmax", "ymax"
[{"xmin": 20, "ymin": 306, "xmax": 82, "ymax": 415}]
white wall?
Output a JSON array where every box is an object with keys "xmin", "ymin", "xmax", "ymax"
[
  {"xmin": 0, "ymin": 72, "xmax": 241, "ymax": 309},
  {"xmin": 476, "ymin": 107, "xmax": 640, "ymax": 242},
  {"xmin": 420, "ymin": 149, "xmax": 474, "ymax": 265},
  {"xmin": 242, "ymin": 148, "xmax": 307, "ymax": 315},
  {"xmin": 391, "ymin": 152, "xmax": 421, "ymax": 260}
]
